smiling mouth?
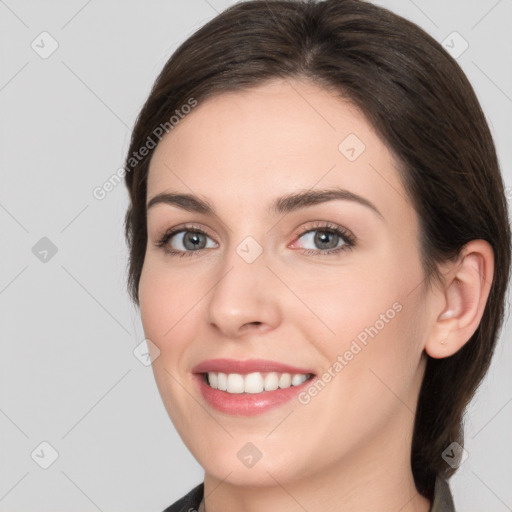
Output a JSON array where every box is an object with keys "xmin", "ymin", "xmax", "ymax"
[{"xmin": 201, "ymin": 371, "xmax": 315, "ymax": 394}]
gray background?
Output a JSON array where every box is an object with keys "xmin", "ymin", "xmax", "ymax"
[{"xmin": 1, "ymin": 0, "xmax": 511, "ymax": 510}]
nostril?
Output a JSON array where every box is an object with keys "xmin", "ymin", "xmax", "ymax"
[{"xmin": 241, "ymin": 321, "xmax": 263, "ymax": 330}]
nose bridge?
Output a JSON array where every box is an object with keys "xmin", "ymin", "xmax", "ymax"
[{"xmin": 206, "ymin": 232, "xmax": 280, "ymax": 337}]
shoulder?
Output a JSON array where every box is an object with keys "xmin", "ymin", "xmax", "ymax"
[{"xmin": 161, "ymin": 482, "xmax": 204, "ymax": 512}]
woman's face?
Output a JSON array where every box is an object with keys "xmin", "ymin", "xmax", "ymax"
[{"xmin": 139, "ymin": 78, "xmax": 435, "ymax": 488}]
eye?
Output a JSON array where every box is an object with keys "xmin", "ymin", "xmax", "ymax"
[
  {"xmin": 154, "ymin": 224, "xmax": 217, "ymax": 258},
  {"xmin": 292, "ymin": 221, "xmax": 356, "ymax": 256},
  {"xmin": 154, "ymin": 221, "xmax": 356, "ymax": 258}
]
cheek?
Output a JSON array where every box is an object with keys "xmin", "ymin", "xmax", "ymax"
[
  {"xmin": 312, "ymin": 247, "xmax": 424, "ymax": 381},
  {"xmin": 313, "ymin": 266, "xmax": 402, "ymax": 340},
  {"xmin": 138, "ymin": 262, "xmax": 203, "ymax": 430},
  {"xmin": 138, "ymin": 260, "xmax": 196, "ymax": 354}
]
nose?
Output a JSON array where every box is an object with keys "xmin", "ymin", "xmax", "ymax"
[{"xmin": 206, "ymin": 245, "xmax": 282, "ymax": 340}]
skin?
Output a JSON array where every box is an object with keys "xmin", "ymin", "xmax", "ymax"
[{"xmin": 139, "ymin": 78, "xmax": 494, "ymax": 512}]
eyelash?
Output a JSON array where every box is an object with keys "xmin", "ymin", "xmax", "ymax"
[{"xmin": 154, "ymin": 221, "xmax": 356, "ymax": 258}]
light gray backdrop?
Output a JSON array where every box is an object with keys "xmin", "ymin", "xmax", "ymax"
[{"xmin": 1, "ymin": 0, "xmax": 511, "ymax": 511}]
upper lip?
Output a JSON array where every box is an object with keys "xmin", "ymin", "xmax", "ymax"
[{"xmin": 192, "ymin": 358, "xmax": 315, "ymax": 375}]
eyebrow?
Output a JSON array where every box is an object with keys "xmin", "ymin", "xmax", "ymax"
[{"xmin": 146, "ymin": 187, "xmax": 384, "ymax": 220}]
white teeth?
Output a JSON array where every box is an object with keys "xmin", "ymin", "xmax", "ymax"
[
  {"xmin": 291, "ymin": 374, "xmax": 308, "ymax": 386},
  {"xmin": 278, "ymin": 373, "xmax": 291, "ymax": 388},
  {"xmin": 217, "ymin": 372, "xmax": 227, "ymax": 391},
  {"xmin": 226, "ymin": 373, "xmax": 245, "ymax": 393},
  {"xmin": 244, "ymin": 372, "xmax": 264, "ymax": 393},
  {"xmin": 264, "ymin": 372, "xmax": 279, "ymax": 391},
  {"xmin": 208, "ymin": 372, "xmax": 218, "ymax": 389},
  {"xmin": 206, "ymin": 371, "xmax": 311, "ymax": 394}
]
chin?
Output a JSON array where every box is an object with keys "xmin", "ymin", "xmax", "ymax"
[{"xmin": 204, "ymin": 459, "xmax": 293, "ymax": 488}]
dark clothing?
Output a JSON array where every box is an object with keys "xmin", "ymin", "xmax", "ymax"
[
  {"xmin": 430, "ymin": 476, "xmax": 456, "ymax": 511},
  {"xmin": 162, "ymin": 475, "xmax": 456, "ymax": 511}
]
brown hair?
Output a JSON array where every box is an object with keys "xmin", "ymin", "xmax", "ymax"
[{"xmin": 123, "ymin": 0, "xmax": 511, "ymax": 499}]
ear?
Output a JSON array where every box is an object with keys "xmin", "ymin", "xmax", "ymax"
[{"xmin": 424, "ymin": 240, "xmax": 494, "ymax": 359}]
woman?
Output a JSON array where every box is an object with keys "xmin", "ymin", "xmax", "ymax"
[{"xmin": 122, "ymin": 1, "xmax": 510, "ymax": 510}]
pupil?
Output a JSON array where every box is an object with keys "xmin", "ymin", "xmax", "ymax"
[
  {"xmin": 315, "ymin": 231, "xmax": 337, "ymax": 250},
  {"xmin": 184, "ymin": 232, "xmax": 204, "ymax": 250}
]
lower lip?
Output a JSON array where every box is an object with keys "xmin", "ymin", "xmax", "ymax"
[{"xmin": 193, "ymin": 373, "xmax": 315, "ymax": 416}]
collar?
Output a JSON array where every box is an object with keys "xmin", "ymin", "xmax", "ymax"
[{"xmin": 430, "ymin": 476, "xmax": 456, "ymax": 512}]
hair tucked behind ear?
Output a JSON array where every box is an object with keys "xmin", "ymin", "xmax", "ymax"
[{"xmin": 123, "ymin": 0, "xmax": 511, "ymax": 498}]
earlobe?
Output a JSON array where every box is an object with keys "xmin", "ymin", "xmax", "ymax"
[{"xmin": 424, "ymin": 240, "xmax": 494, "ymax": 359}]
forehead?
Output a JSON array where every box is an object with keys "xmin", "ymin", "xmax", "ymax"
[{"xmin": 146, "ymin": 78, "xmax": 411, "ymax": 218}]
